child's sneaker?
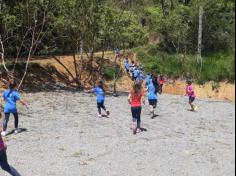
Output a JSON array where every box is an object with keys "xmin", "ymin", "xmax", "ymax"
[
  {"xmin": 136, "ymin": 128, "xmax": 142, "ymax": 133},
  {"xmin": 151, "ymin": 111, "xmax": 155, "ymax": 119},
  {"xmin": 14, "ymin": 128, "xmax": 20, "ymax": 134},
  {"xmin": 98, "ymin": 114, "xmax": 102, "ymax": 118},
  {"xmin": 1, "ymin": 131, "xmax": 8, "ymax": 137},
  {"xmin": 106, "ymin": 111, "xmax": 110, "ymax": 116}
]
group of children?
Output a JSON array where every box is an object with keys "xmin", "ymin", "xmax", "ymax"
[
  {"xmin": 0, "ymin": 74, "xmax": 197, "ymax": 175},
  {"xmin": 124, "ymin": 57, "xmax": 145, "ymax": 81},
  {"xmin": 84, "ymin": 76, "xmax": 197, "ymax": 134}
]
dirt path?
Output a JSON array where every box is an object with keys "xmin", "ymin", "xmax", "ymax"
[{"xmin": 1, "ymin": 91, "xmax": 235, "ymax": 176}]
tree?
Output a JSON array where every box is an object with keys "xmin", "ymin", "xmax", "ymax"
[{"xmin": 197, "ymin": 5, "xmax": 203, "ymax": 66}]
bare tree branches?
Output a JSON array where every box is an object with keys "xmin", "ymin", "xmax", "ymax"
[
  {"xmin": 0, "ymin": 34, "xmax": 9, "ymax": 73},
  {"xmin": 17, "ymin": 8, "xmax": 47, "ymax": 90}
]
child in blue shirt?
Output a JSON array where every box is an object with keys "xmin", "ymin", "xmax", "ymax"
[
  {"xmin": 1, "ymin": 81, "xmax": 28, "ymax": 137},
  {"xmin": 133, "ymin": 68, "xmax": 140, "ymax": 81},
  {"xmin": 124, "ymin": 57, "xmax": 130, "ymax": 74},
  {"xmin": 84, "ymin": 80, "xmax": 110, "ymax": 118},
  {"xmin": 146, "ymin": 80, "xmax": 158, "ymax": 118}
]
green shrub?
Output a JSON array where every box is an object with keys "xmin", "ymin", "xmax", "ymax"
[
  {"xmin": 135, "ymin": 46, "xmax": 235, "ymax": 83},
  {"xmin": 102, "ymin": 67, "xmax": 114, "ymax": 80}
]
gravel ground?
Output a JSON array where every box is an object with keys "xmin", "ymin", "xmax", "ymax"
[{"xmin": 1, "ymin": 91, "xmax": 235, "ymax": 176}]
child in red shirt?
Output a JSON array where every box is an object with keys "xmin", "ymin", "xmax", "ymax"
[
  {"xmin": 158, "ymin": 75, "xmax": 165, "ymax": 94},
  {"xmin": 128, "ymin": 82, "xmax": 145, "ymax": 134}
]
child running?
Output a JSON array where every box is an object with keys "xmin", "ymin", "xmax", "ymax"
[
  {"xmin": 1, "ymin": 81, "xmax": 28, "ymax": 137},
  {"xmin": 0, "ymin": 133, "xmax": 21, "ymax": 176},
  {"xmin": 146, "ymin": 77, "xmax": 158, "ymax": 118},
  {"xmin": 84, "ymin": 80, "xmax": 110, "ymax": 118},
  {"xmin": 128, "ymin": 82, "xmax": 145, "ymax": 134},
  {"xmin": 158, "ymin": 75, "xmax": 165, "ymax": 94},
  {"xmin": 185, "ymin": 80, "xmax": 197, "ymax": 111}
]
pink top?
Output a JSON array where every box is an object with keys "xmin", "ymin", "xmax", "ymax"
[
  {"xmin": 186, "ymin": 85, "xmax": 196, "ymax": 97},
  {"xmin": 0, "ymin": 135, "xmax": 6, "ymax": 152},
  {"xmin": 130, "ymin": 91, "xmax": 144, "ymax": 107}
]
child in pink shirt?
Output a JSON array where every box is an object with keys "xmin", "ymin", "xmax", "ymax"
[
  {"xmin": 0, "ymin": 134, "xmax": 21, "ymax": 175},
  {"xmin": 186, "ymin": 80, "xmax": 197, "ymax": 111}
]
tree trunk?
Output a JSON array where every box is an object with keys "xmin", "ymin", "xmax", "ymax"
[
  {"xmin": 89, "ymin": 47, "xmax": 94, "ymax": 74},
  {"xmin": 160, "ymin": 0, "xmax": 166, "ymax": 16},
  {"xmin": 53, "ymin": 56, "xmax": 77, "ymax": 84},
  {"xmin": 113, "ymin": 57, "xmax": 118, "ymax": 96},
  {"xmin": 197, "ymin": 6, "xmax": 204, "ymax": 67},
  {"xmin": 0, "ymin": 35, "xmax": 9, "ymax": 74},
  {"xmin": 73, "ymin": 51, "xmax": 80, "ymax": 87},
  {"xmin": 170, "ymin": 0, "xmax": 174, "ymax": 10},
  {"xmin": 78, "ymin": 40, "xmax": 83, "ymax": 81}
]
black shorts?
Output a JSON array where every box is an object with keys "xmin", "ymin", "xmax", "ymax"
[
  {"xmin": 149, "ymin": 99, "xmax": 157, "ymax": 108},
  {"xmin": 97, "ymin": 101, "xmax": 105, "ymax": 109},
  {"xmin": 189, "ymin": 96, "xmax": 195, "ymax": 104}
]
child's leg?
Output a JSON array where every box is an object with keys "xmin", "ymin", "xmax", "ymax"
[
  {"xmin": 189, "ymin": 97, "xmax": 196, "ymax": 110},
  {"xmin": 100, "ymin": 102, "xmax": 107, "ymax": 111},
  {"xmin": 150, "ymin": 105, "xmax": 154, "ymax": 113},
  {"xmin": 3, "ymin": 113, "xmax": 10, "ymax": 131},
  {"xmin": 160, "ymin": 85, "xmax": 163, "ymax": 94},
  {"xmin": 136, "ymin": 107, "xmax": 142, "ymax": 129},
  {"xmin": 13, "ymin": 112, "xmax": 19, "ymax": 130},
  {"xmin": 0, "ymin": 151, "xmax": 13, "ymax": 175},
  {"xmin": 9, "ymin": 166, "xmax": 22, "ymax": 176},
  {"xmin": 131, "ymin": 108, "xmax": 137, "ymax": 129},
  {"xmin": 149, "ymin": 100, "xmax": 157, "ymax": 116},
  {"xmin": 100, "ymin": 101, "xmax": 110, "ymax": 116},
  {"xmin": 97, "ymin": 103, "xmax": 102, "ymax": 115}
]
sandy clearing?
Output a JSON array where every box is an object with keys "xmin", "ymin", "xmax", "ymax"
[{"xmin": 0, "ymin": 91, "xmax": 235, "ymax": 176}]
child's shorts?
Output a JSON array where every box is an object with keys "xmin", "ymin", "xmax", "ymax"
[
  {"xmin": 149, "ymin": 99, "xmax": 157, "ymax": 108},
  {"xmin": 189, "ymin": 96, "xmax": 195, "ymax": 104}
]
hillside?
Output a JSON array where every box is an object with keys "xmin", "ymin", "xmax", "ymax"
[{"xmin": 1, "ymin": 51, "xmax": 235, "ymax": 101}]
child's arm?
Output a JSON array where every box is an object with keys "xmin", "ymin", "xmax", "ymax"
[
  {"xmin": 128, "ymin": 93, "xmax": 132, "ymax": 105},
  {"xmin": 141, "ymin": 91, "xmax": 145, "ymax": 105},
  {"xmin": 20, "ymin": 100, "xmax": 29, "ymax": 109},
  {"xmin": 0, "ymin": 98, "xmax": 4, "ymax": 110},
  {"xmin": 145, "ymin": 87, "xmax": 148, "ymax": 92},
  {"xmin": 84, "ymin": 88, "xmax": 95, "ymax": 93}
]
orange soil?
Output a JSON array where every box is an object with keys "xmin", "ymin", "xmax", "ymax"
[{"xmin": 1, "ymin": 51, "xmax": 235, "ymax": 101}]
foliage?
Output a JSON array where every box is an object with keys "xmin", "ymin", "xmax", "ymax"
[
  {"xmin": 101, "ymin": 65, "xmax": 122, "ymax": 80},
  {"xmin": 135, "ymin": 45, "xmax": 235, "ymax": 83},
  {"xmin": 0, "ymin": 0, "xmax": 235, "ymax": 84},
  {"xmin": 143, "ymin": 0, "xmax": 235, "ymax": 53}
]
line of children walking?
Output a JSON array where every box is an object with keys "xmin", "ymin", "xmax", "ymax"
[{"xmin": 123, "ymin": 56, "xmax": 145, "ymax": 82}]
